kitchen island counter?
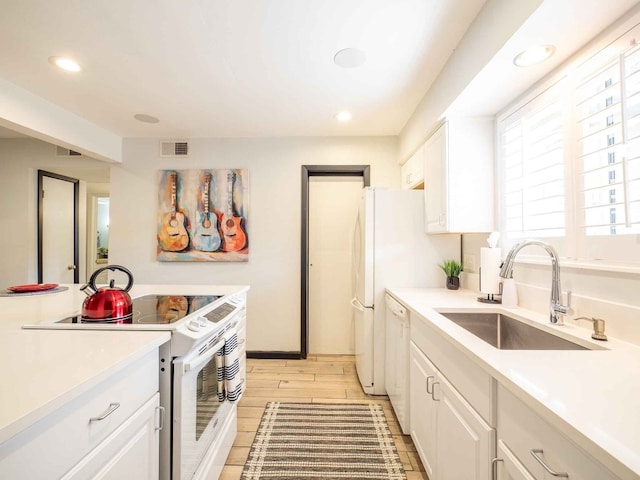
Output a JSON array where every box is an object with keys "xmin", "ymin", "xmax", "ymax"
[{"xmin": 0, "ymin": 284, "xmax": 245, "ymax": 446}]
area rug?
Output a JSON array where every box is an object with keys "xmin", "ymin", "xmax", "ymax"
[{"xmin": 241, "ymin": 402, "xmax": 406, "ymax": 480}]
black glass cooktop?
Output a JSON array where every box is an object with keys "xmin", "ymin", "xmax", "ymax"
[{"xmin": 56, "ymin": 294, "xmax": 222, "ymax": 325}]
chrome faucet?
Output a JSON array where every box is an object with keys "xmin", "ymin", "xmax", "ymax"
[{"xmin": 499, "ymin": 240, "xmax": 571, "ymax": 324}]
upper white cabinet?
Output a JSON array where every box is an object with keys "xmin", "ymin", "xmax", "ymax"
[
  {"xmin": 401, "ymin": 144, "xmax": 425, "ymax": 189},
  {"xmin": 424, "ymin": 118, "xmax": 494, "ymax": 233}
]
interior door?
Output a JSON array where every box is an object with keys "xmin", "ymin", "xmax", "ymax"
[
  {"xmin": 309, "ymin": 176, "xmax": 362, "ymax": 354},
  {"xmin": 39, "ymin": 171, "xmax": 79, "ymax": 283}
]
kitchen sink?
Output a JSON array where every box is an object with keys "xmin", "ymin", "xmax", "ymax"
[{"xmin": 438, "ymin": 312, "xmax": 592, "ymax": 350}]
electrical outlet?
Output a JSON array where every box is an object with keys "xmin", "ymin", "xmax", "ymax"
[{"xmin": 463, "ymin": 254, "xmax": 476, "ymax": 272}]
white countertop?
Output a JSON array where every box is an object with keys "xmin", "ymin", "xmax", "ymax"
[
  {"xmin": 0, "ymin": 283, "xmax": 248, "ymax": 446},
  {"xmin": 387, "ymin": 287, "xmax": 640, "ymax": 480}
]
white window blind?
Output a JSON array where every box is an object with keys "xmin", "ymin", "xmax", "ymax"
[
  {"xmin": 576, "ymin": 43, "xmax": 640, "ymax": 236},
  {"xmin": 498, "ymin": 20, "xmax": 640, "ymax": 265},
  {"xmin": 501, "ymin": 81, "xmax": 566, "ymax": 241}
]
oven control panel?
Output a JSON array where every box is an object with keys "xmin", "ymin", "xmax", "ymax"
[
  {"xmin": 171, "ymin": 294, "xmax": 246, "ymax": 357},
  {"xmin": 203, "ymin": 303, "xmax": 237, "ymax": 323}
]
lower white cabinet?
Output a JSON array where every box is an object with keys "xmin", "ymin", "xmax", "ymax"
[
  {"xmin": 0, "ymin": 349, "xmax": 161, "ymax": 480},
  {"xmin": 496, "ymin": 385, "xmax": 618, "ymax": 480},
  {"xmin": 494, "ymin": 440, "xmax": 536, "ymax": 480},
  {"xmin": 410, "ymin": 342, "xmax": 494, "ymax": 480},
  {"xmin": 409, "ymin": 342, "xmax": 437, "ymax": 478},
  {"xmin": 62, "ymin": 393, "xmax": 160, "ymax": 480}
]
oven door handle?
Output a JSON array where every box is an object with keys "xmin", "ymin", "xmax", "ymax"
[{"xmin": 183, "ymin": 338, "xmax": 226, "ymax": 373}]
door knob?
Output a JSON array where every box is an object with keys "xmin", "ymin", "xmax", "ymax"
[{"xmin": 67, "ymin": 265, "xmax": 76, "ymax": 270}]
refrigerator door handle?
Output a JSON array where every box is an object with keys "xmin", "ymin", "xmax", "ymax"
[{"xmin": 350, "ymin": 296, "xmax": 365, "ymax": 312}]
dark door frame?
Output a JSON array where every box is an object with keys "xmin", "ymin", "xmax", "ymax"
[
  {"xmin": 300, "ymin": 165, "xmax": 370, "ymax": 359},
  {"xmin": 37, "ymin": 170, "xmax": 80, "ymax": 283}
]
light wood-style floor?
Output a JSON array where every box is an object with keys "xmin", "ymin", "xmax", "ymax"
[{"xmin": 220, "ymin": 355, "xmax": 428, "ymax": 480}]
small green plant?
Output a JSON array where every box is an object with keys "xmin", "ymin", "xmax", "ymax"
[{"xmin": 439, "ymin": 259, "xmax": 462, "ymax": 278}]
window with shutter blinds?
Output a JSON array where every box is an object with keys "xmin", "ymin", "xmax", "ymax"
[
  {"xmin": 498, "ymin": 21, "xmax": 640, "ymax": 265},
  {"xmin": 500, "ymin": 81, "xmax": 567, "ymax": 242}
]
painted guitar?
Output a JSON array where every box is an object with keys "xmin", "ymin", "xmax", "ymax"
[
  {"xmin": 158, "ymin": 172, "xmax": 189, "ymax": 252},
  {"xmin": 220, "ymin": 171, "xmax": 247, "ymax": 252},
  {"xmin": 192, "ymin": 173, "xmax": 221, "ymax": 252}
]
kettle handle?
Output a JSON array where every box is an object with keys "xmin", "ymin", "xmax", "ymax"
[{"xmin": 88, "ymin": 265, "xmax": 134, "ymax": 292}]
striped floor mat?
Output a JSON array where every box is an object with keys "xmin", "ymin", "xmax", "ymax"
[{"xmin": 241, "ymin": 402, "xmax": 406, "ymax": 480}]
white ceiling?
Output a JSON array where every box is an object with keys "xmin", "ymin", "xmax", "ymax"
[{"xmin": 0, "ymin": 0, "xmax": 487, "ymax": 138}]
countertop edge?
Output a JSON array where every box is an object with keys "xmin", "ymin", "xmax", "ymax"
[{"xmin": 0, "ymin": 332, "xmax": 170, "ymax": 446}]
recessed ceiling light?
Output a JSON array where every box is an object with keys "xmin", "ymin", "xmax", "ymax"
[
  {"xmin": 513, "ymin": 45, "xmax": 556, "ymax": 67},
  {"xmin": 134, "ymin": 114, "xmax": 160, "ymax": 124},
  {"xmin": 334, "ymin": 48, "xmax": 366, "ymax": 68},
  {"xmin": 335, "ymin": 111, "xmax": 352, "ymax": 122},
  {"xmin": 48, "ymin": 56, "xmax": 81, "ymax": 72}
]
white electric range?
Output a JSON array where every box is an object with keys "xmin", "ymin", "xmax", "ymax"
[{"xmin": 23, "ymin": 287, "xmax": 249, "ymax": 480}]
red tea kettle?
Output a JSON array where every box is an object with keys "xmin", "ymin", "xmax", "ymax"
[{"xmin": 80, "ymin": 265, "xmax": 134, "ymax": 322}]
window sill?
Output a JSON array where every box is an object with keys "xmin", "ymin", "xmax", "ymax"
[{"xmin": 513, "ymin": 255, "xmax": 640, "ymax": 276}]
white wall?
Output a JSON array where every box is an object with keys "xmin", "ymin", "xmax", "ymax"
[
  {"xmin": 0, "ymin": 138, "xmax": 109, "ymax": 286},
  {"xmin": 109, "ymin": 136, "xmax": 400, "ymax": 352}
]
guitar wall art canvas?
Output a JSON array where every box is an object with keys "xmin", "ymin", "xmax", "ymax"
[{"xmin": 157, "ymin": 169, "xmax": 249, "ymax": 262}]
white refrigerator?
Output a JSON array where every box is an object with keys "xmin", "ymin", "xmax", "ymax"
[{"xmin": 350, "ymin": 187, "xmax": 460, "ymax": 395}]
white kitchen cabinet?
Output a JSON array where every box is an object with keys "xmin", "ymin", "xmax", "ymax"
[
  {"xmin": 496, "ymin": 385, "xmax": 618, "ymax": 480},
  {"xmin": 61, "ymin": 393, "xmax": 160, "ymax": 480},
  {"xmin": 0, "ymin": 349, "xmax": 161, "ymax": 480},
  {"xmin": 410, "ymin": 342, "xmax": 494, "ymax": 480},
  {"xmin": 401, "ymin": 144, "xmax": 425, "ymax": 189},
  {"xmin": 494, "ymin": 440, "xmax": 536, "ymax": 480},
  {"xmin": 424, "ymin": 118, "xmax": 494, "ymax": 233},
  {"xmin": 409, "ymin": 342, "xmax": 437, "ymax": 478}
]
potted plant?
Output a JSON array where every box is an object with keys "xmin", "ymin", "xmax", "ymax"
[{"xmin": 439, "ymin": 259, "xmax": 462, "ymax": 290}]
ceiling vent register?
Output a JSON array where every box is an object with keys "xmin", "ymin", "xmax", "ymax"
[
  {"xmin": 55, "ymin": 146, "xmax": 82, "ymax": 157},
  {"xmin": 160, "ymin": 141, "xmax": 189, "ymax": 157}
]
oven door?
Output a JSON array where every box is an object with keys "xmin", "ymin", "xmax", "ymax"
[{"xmin": 173, "ymin": 336, "xmax": 231, "ymax": 480}]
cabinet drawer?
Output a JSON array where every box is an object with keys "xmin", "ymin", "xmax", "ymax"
[
  {"xmin": 0, "ymin": 350, "xmax": 158, "ymax": 480},
  {"xmin": 61, "ymin": 393, "xmax": 160, "ymax": 480},
  {"xmin": 411, "ymin": 313, "xmax": 493, "ymax": 423},
  {"xmin": 497, "ymin": 385, "xmax": 618, "ymax": 480},
  {"xmin": 496, "ymin": 440, "xmax": 536, "ymax": 480}
]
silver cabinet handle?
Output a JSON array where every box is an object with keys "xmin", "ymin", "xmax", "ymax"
[
  {"xmin": 530, "ymin": 449, "xmax": 568, "ymax": 477},
  {"xmin": 89, "ymin": 402, "xmax": 120, "ymax": 422},
  {"xmin": 491, "ymin": 458, "xmax": 503, "ymax": 480},
  {"xmin": 426, "ymin": 375, "xmax": 435, "ymax": 394},
  {"xmin": 156, "ymin": 406, "xmax": 165, "ymax": 431},
  {"xmin": 431, "ymin": 382, "xmax": 440, "ymax": 401}
]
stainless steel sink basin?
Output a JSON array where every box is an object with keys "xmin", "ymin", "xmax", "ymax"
[{"xmin": 438, "ymin": 312, "xmax": 590, "ymax": 350}]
